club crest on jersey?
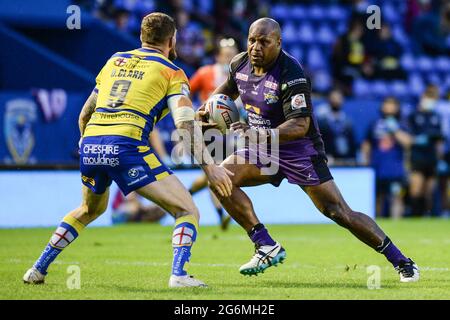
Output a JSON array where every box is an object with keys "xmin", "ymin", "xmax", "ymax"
[
  {"xmin": 114, "ymin": 57, "xmax": 128, "ymax": 67},
  {"xmin": 264, "ymin": 81, "xmax": 278, "ymax": 90},
  {"xmin": 291, "ymin": 94, "xmax": 307, "ymax": 110},
  {"xmin": 264, "ymin": 91, "xmax": 279, "ymax": 104}
]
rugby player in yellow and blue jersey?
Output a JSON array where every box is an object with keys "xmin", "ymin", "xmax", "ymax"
[{"xmin": 23, "ymin": 13, "xmax": 233, "ymax": 288}]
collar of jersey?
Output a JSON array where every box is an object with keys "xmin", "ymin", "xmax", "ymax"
[{"xmin": 137, "ymin": 47, "xmax": 161, "ymax": 54}]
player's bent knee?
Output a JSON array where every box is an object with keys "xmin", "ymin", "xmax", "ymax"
[
  {"xmin": 166, "ymin": 198, "xmax": 199, "ymax": 221},
  {"xmin": 321, "ymin": 202, "xmax": 351, "ymax": 226}
]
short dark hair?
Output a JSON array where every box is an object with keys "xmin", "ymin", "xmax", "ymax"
[{"xmin": 141, "ymin": 12, "xmax": 176, "ymax": 46}]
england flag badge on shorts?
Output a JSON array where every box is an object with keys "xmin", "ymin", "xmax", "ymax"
[{"xmin": 291, "ymin": 94, "xmax": 307, "ymax": 110}]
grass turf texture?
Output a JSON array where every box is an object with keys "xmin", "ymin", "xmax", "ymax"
[{"xmin": 1, "ymin": 219, "xmax": 449, "ymax": 300}]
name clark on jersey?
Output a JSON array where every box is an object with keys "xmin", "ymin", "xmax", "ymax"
[{"xmin": 111, "ymin": 68, "xmax": 145, "ymax": 80}]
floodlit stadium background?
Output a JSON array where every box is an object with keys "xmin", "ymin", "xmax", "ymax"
[{"xmin": 0, "ymin": 0, "xmax": 449, "ymax": 227}]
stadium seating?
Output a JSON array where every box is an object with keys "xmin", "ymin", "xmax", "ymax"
[{"xmin": 270, "ymin": 1, "xmax": 450, "ymax": 100}]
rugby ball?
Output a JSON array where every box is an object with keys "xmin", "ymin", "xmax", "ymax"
[{"xmin": 205, "ymin": 94, "xmax": 240, "ymax": 134}]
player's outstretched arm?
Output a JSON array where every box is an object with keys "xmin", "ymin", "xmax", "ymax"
[
  {"xmin": 78, "ymin": 91, "xmax": 98, "ymax": 136},
  {"xmin": 168, "ymin": 95, "xmax": 234, "ymax": 197}
]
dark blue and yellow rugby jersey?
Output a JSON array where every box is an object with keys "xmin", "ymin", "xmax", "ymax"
[{"xmin": 84, "ymin": 48, "xmax": 190, "ymax": 143}]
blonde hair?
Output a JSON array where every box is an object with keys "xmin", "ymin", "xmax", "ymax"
[{"xmin": 141, "ymin": 12, "xmax": 176, "ymax": 46}]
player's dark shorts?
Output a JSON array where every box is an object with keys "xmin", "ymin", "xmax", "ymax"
[
  {"xmin": 411, "ymin": 160, "xmax": 437, "ymax": 178},
  {"xmin": 79, "ymin": 136, "xmax": 172, "ymax": 195},
  {"xmin": 376, "ymin": 178, "xmax": 406, "ymax": 195},
  {"xmin": 234, "ymin": 146, "xmax": 333, "ymax": 187}
]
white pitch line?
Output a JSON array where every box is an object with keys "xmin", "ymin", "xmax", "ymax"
[{"xmin": 5, "ymin": 258, "xmax": 449, "ymax": 272}]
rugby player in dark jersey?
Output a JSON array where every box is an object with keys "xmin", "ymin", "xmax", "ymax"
[{"xmin": 201, "ymin": 18, "xmax": 419, "ymax": 282}]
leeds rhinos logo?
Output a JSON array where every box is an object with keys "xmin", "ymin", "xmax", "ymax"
[
  {"xmin": 4, "ymin": 99, "xmax": 37, "ymax": 164},
  {"xmin": 264, "ymin": 91, "xmax": 279, "ymax": 104}
]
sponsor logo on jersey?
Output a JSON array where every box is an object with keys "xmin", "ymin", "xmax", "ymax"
[
  {"xmin": 82, "ymin": 156, "xmax": 120, "ymax": 167},
  {"xmin": 236, "ymin": 73, "xmax": 249, "ymax": 81},
  {"xmin": 264, "ymin": 91, "xmax": 279, "ymax": 104},
  {"xmin": 251, "ymin": 83, "xmax": 260, "ymax": 95},
  {"xmin": 128, "ymin": 168, "xmax": 140, "ymax": 178},
  {"xmin": 264, "ymin": 81, "xmax": 278, "ymax": 90},
  {"xmin": 83, "ymin": 144, "xmax": 119, "ymax": 155},
  {"xmin": 291, "ymin": 94, "xmax": 307, "ymax": 110},
  {"xmin": 286, "ymin": 78, "xmax": 307, "ymax": 87},
  {"xmin": 247, "ymin": 113, "xmax": 272, "ymax": 128}
]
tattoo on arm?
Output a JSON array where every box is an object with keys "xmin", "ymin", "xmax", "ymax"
[
  {"xmin": 177, "ymin": 120, "xmax": 214, "ymax": 167},
  {"xmin": 78, "ymin": 92, "xmax": 98, "ymax": 136}
]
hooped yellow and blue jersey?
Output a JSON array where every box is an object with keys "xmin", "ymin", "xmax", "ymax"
[{"xmin": 84, "ymin": 47, "xmax": 190, "ymax": 143}]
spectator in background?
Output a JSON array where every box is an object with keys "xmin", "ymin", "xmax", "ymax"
[
  {"xmin": 190, "ymin": 38, "xmax": 239, "ymax": 103},
  {"xmin": 405, "ymin": 0, "xmax": 434, "ymax": 33},
  {"xmin": 113, "ymin": 6, "xmax": 132, "ymax": 32},
  {"xmin": 412, "ymin": 2, "xmax": 450, "ymax": 56},
  {"xmin": 408, "ymin": 85, "xmax": 444, "ymax": 216},
  {"xmin": 317, "ymin": 89, "xmax": 357, "ymax": 166},
  {"xmin": 331, "ymin": 17, "xmax": 373, "ymax": 94},
  {"xmin": 174, "ymin": 10, "xmax": 206, "ymax": 77},
  {"xmin": 370, "ymin": 23, "xmax": 406, "ymax": 80},
  {"xmin": 362, "ymin": 97, "xmax": 413, "ymax": 218}
]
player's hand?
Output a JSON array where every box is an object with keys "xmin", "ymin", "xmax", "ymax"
[
  {"xmin": 230, "ymin": 122, "xmax": 250, "ymax": 136},
  {"xmin": 195, "ymin": 109, "xmax": 219, "ymax": 130},
  {"xmin": 204, "ymin": 164, "xmax": 234, "ymax": 197},
  {"xmin": 231, "ymin": 122, "xmax": 269, "ymax": 144}
]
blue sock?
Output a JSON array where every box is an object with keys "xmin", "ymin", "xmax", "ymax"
[
  {"xmin": 171, "ymin": 216, "xmax": 198, "ymax": 276},
  {"xmin": 34, "ymin": 215, "xmax": 85, "ymax": 275}
]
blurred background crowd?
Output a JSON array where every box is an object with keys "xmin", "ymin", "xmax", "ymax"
[{"xmin": 0, "ymin": 0, "xmax": 449, "ymax": 220}]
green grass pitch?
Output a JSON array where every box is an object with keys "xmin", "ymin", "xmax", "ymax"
[{"xmin": 1, "ymin": 219, "xmax": 449, "ymax": 300}]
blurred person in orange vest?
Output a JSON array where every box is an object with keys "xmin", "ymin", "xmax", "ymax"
[{"xmin": 190, "ymin": 38, "xmax": 239, "ymax": 104}]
